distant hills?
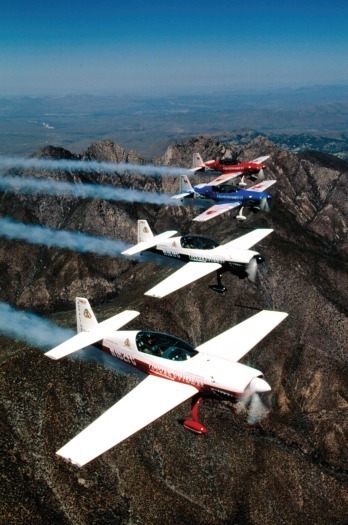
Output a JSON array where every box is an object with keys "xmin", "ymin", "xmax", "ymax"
[{"xmin": 0, "ymin": 84, "xmax": 347, "ymax": 157}]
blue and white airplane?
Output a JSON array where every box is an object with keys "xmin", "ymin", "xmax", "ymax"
[{"xmin": 172, "ymin": 174, "xmax": 277, "ymax": 222}]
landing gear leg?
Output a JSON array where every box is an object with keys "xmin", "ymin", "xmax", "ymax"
[
  {"xmin": 209, "ymin": 270, "xmax": 227, "ymax": 293},
  {"xmin": 239, "ymin": 176, "xmax": 247, "ymax": 187},
  {"xmin": 236, "ymin": 206, "xmax": 246, "ymax": 221},
  {"xmin": 183, "ymin": 395, "xmax": 207, "ymax": 434}
]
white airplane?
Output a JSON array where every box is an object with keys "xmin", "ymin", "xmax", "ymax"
[
  {"xmin": 44, "ymin": 297, "xmax": 288, "ymax": 467},
  {"xmin": 122, "ymin": 220, "xmax": 273, "ymax": 297}
]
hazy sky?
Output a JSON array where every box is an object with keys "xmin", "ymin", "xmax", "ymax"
[{"xmin": 1, "ymin": 0, "xmax": 347, "ymax": 96}]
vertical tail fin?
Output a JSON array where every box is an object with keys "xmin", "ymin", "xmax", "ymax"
[
  {"xmin": 137, "ymin": 220, "xmax": 154, "ymax": 243},
  {"xmin": 192, "ymin": 153, "xmax": 204, "ymax": 169},
  {"xmin": 180, "ymin": 175, "xmax": 194, "ymax": 194},
  {"xmin": 76, "ymin": 297, "xmax": 98, "ymax": 333}
]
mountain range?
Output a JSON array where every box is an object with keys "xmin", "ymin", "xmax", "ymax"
[{"xmin": 0, "ymin": 136, "xmax": 347, "ymax": 525}]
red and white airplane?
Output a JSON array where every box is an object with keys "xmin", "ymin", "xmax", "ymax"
[
  {"xmin": 44, "ymin": 297, "xmax": 287, "ymax": 467},
  {"xmin": 190, "ymin": 153, "xmax": 270, "ymax": 187}
]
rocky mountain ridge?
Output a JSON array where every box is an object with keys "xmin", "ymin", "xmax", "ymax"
[{"xmin": 0, "ymin": 137, "xmax": 347, "ymax": 524}]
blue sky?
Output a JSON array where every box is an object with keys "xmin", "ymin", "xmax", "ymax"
[{"xmin": 1, "ymin": 0, "xmax": 347, "ymax": 96}]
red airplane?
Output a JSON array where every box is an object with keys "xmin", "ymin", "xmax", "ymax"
[{"xmin": 190, "ymin": 153, "xmax": 270, "ymax": 187}]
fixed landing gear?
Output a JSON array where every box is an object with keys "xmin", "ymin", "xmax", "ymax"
[
  {"xmin": 236, "ymin": 207, "xmax": 246, "ymax": 221},
  {"xmin": 238, "ymin": 176, "xmax": 247, "ymax": 188},
  {"xmin": 183, "ymin": 395, "xmax": 207, "ymax": 435},
  {"xmin": 209, "ymin": 270, "xmax": 227, "ymax": 293}
]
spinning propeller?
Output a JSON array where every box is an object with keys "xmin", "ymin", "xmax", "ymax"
[
  {"xmin": 260, "ymin": 196, "xmax": 272, "ymax": 213},
  {"xmin": 246, "ymin": 255, "xmax": 264, "ymax": 282},
  {"xmin": 246, "ymin": 257, "xmax": 258, "ymax": 282},
  {"xmin": 236, "ymin": 377, "xmax": 271, "ymax": 425},
  {"xmin": 258, "ymin": 168, "xmax": 265, "ymax": 179}
]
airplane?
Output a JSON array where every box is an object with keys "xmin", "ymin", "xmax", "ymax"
[
  {"xmin": 44, "ymin": 296, "xmax": 288, "ymax": 467},
  {"xmin": 190, "ymin": 153, "xmax": 270, "ymax": 187},
  {"xmin": 122, "ymin": 220, "xmax": 273, "ymax": 297},
  {"xmin": 172, "ymin": 174, "xmax": 276, "ymax": 222}
]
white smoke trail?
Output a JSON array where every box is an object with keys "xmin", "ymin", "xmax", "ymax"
[
  {"xmin": 0, "ymin": 175, "xmax": 175, "ymax": 206},
  {"xmin": 0, "ymin": 217, "xmax": 131, "ymax": 256},
  {"xmin": 0, "ymin": 301, "xmax": 145, "ymax": 376},
  {"xmin": 0, "ymin": 302, "xmax": 74, "ymax": 349},
  {"xmin": 0, "ymin": 155, "xmax": 188, "ymax": 177}
]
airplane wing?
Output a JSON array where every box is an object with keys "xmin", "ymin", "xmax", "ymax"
[
  {"xmin": 56, "ymin": 375, "xmax": 198, "ymax": 467},
  {"xmin": 196, "ymin": 310, "xmax": 288, "ymax": 362},
  {"xmin": 193, "ymin": 202, "xmax": 241, "ymax": 222},
  {"xmin": 122, "ymin": 230, "xmax": 177, "ymax": 256},
  {"xmin": 145, "ymin": 261, "xmax": 221, "ymax": 298},
  {"xmin": 45, "ymin": 310, "xmax": 140, "ymax": 360},
  {"xmin": 207, "ymin": 172, "xmax": 242, "ymax": 185},
  {"xmin": 248, "ymin": 180, "xmax": 277, "ymax": 192},
  {"xmin": 251, "ymin": 155, "xmax": 270, "ymax": 164},
  {"xmin": 221, "ymin": 229, "xmax": 273, "ymax": 250}
]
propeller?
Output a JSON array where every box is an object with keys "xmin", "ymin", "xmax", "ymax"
[
  {"xmin": 246, "ymin": 257, "xmax": 258, "ymax": 282},
  {"xmin": 260, "ymin": 196, "xmax": 272, "ymax": 213},
  {"xmin": 236, "ymin": 377, "xmax": 271, "ymax": 424},
  {"xmin": 258, "ymin": 167, "xmax": 265, "ymax": 179}
]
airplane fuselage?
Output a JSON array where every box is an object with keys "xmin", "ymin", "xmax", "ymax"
[
  {"xmin": 98, "ymin": 330, "xmax": 267, "ymax": 400},
  {"xmin": 193, "ymin": 184, "xmax": 272, "ymax": 208},
  {"xmin": 147, "ymin": 236, "xmax": 261, "ymax": 276},
  {"xmin": 204, "ymin": 160, "xmax": 267, "ymax": 175}
]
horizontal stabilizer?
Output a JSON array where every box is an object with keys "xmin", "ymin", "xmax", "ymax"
[
  {"xmin": 249, "ymin": 180, "xmax": 276, "ymax": 192},
  {"xmin": 171, "ymin": 192, "xmax": 193, "ymax": 200},
  {"xmin": 221, "ymin": 229, "xmax": 273, "ymax": 251},
  {"xmin": 56, "ymin": 375, "xmax": 198, "ymax": 467},
  {"xmin": 122, "ymin": 231, "xmax": 177, "ymax": 256},
  {"xmin": 145, "ymin": 261, "xmax": 221, "ymax": 298},
  {"xmin": 196, "ymin": 310, "xmax": 288, "ymax": 362},
  {"xmin": 45, "ymin": 310, "xmax": 140, "ymax": 360}
]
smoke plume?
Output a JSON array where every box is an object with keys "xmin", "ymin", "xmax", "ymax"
[
  {"xmin": 0, "ymin": 217, "xmax": 131, "ymax": 256},
  {"xmin": 0, "ymin": 302, "xmax": 74, "ymax": 349},
  {"xmin": 0, "ymin": 155, "xmax": 188, "ymax": 177},
  {"xmin": 0, "ymin": 175, "xmax": 176, "ymax": 206}
]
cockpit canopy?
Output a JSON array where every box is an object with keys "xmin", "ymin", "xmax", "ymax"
[
  {"xmin": 211, "ymin": 185, "xmax": 239, "ymax": 193},
  {"xmin": 219, "ymin": 157, "xmax": 239, "ymax": 166},
  {"xmin": 136, "ymin": 331, "xmax": 198, "ymax": 361},
  {"xmin": 180, "ymin": 235, "xmax": 220, "ymax": 250}
]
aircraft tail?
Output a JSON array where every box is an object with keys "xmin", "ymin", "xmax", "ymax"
[
  {"xmin": 76, "ymin": 297, "xmax": 98, "ymax": 333},
  {"xmin": 137, "ymin": 220, "xmax": 154, "ymax": 243},
  {"xmin": 171, "ymin": 175, "xmax": 196, "ymax": 200},
  {"xmin": 122, "ymin": 221, "xmax": 177, "ymax": 256},
  {"xmin": 45, "ymin": 298, "xmax": 139, "ymax": 360},
  {"xmin": 189, "ymin": 153, "xmax": 205, "ymax": 172}
]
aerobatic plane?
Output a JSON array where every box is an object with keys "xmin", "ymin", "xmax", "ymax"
[
  {"xmin": 190, "ymin": 153, "xmax": 270, "ymax": 187},
  {"xmin": 172, "ymin": 175, "xmax": 276, "ymax": 222},
  {"xmin": 122, "ymin": 220, "xmax": 273, "ymax": 297},
  {"xmin": 44, "ymin": 297, "xmax": 287, "ymax": 467}
]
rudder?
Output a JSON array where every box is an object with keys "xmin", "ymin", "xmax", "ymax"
[
  {"xmin": 76, "ymin": 297, "xmax": 98, "ymax": 333},
  {"xmin": 137, "ymin": 220, "xmax": 154, "ymax": 243}
]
